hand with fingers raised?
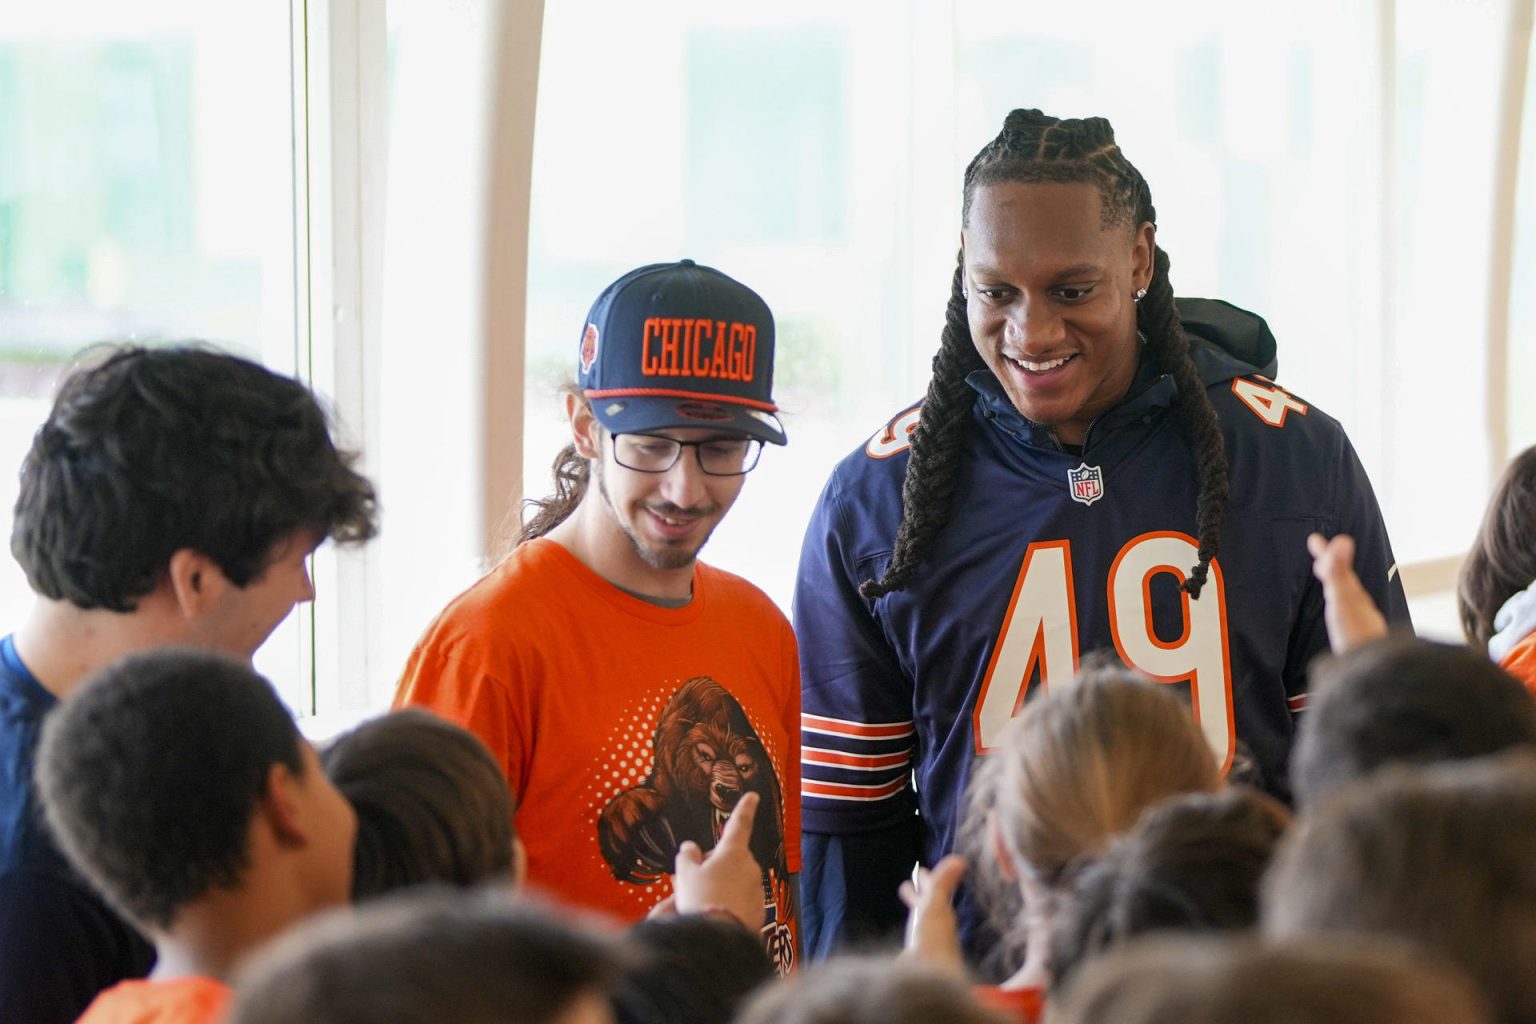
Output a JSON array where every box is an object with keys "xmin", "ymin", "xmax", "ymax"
[
  {"xmin": 898, "ymin": 853, "xmax": 969, "ymax": 979},
  {"xmin": 1308, "ymin": 532, "xmax": 1390, "ymax": 654},
  {"xmin": 665, "ymin": 790, "xmax": 767, "ymax": 933}
]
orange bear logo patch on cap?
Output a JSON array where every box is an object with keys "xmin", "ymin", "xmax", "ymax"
[{"xmin": 580, "ymin": 324, "xmax": 600, "ymax": 374}]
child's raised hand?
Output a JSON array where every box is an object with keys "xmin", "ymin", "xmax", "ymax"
[
  {"xmin": 668, "ymin": 791, "xmax": 766, "ymax": 932},
  {"xmin": 898, "ymin": 854, "xmax": 968, "ymax": 979},
  {"xmin": 1308, "ymin": 532, "xmax": 1390, "ymax": 653}
]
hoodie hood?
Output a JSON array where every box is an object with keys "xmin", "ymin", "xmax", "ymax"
[{"xmin": 1177, "ymin": 297, "xmax": 1279, "ymax": 383}]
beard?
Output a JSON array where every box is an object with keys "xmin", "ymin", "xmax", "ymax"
[{"xmin": 596, "ymin": 457, "xmax": 720, "ymax": 570}]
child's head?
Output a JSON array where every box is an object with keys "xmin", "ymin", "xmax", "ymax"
[
  {"xmin": 1048, "ymin": 936, "xmax": 1488, "ymax": 1024},
  {"xmin": 228, "ymin": 889, "xmax": 622, "ymax": 1024},
  {"xmin": 1459, "ymin": 444, "xmax": 1536, "ymax": 649},
  {"xmin": 734, "ymin": 956, "xmax": 1005, "ymax": 1024},
  {"xmin": 1265, "ymin": 752, "xmax": 1536, "ymax": 1024},
  {"xmin": 962, "ymin": 664, "xmax": 1220, "ymax": 972},
  {"xmin": 321, "ymin": 709, "xmax": 521, "ymax": 899},
  {"xmin": 966, "ymin": 665, "xmax": 1219, "ymax": 892},
  {"xmin": 11, "ymin": 345, "xmax": 375, "ymax": 623},
  {"xmin": 36, "ymin": 649, "xmax": 355, "ymax": 933},
  {"xmin": 1290, "ymin": 636, "xmax": 1536, "ymax": 808},
  {"xmin": 610, "ymin": 914, "xmax": 775, "ymax": 1024},
  {"xmin": 1048, "ymin": 787, "xmax": 1289, "ymax": 991}
]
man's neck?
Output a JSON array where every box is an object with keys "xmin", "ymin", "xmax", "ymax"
[
  {"xmin": 544, "ymin": 501, "xmax": 696, "ymax": 603},
  {"xmin": 611, "ymin": 582, "xmax": 693, "ymax": 609},
  {"xmin": 12, "ymin": 598, "xmax": 185, "ymax": 701}
]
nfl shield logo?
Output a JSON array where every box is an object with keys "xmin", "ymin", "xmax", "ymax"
[{"xmin": 1067, "ymin": 462, "xmax": 1104, "ymax": 507}]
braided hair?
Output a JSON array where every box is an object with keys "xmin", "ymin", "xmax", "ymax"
[{"xmin": 860, "ymin": 109, "xmax": 1228, "ymax": 601}]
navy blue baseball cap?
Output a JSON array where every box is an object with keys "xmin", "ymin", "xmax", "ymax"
[{"xmin": 577, "ymin": 259, "xmax": 787, "ymax": 446}]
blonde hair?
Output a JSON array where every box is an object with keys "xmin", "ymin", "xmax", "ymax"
[
  {"xmin": 962, "ymin": 665, "xmax": 1220, "ymax": 964},
  {"xmin": 983, "ymin": 668, "xmax": 1221, "ymax": 885}
]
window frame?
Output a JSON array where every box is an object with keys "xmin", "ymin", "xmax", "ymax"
[{"xmin": 295, "ymin": 0, "xmax": 1534, "ymax": 719}]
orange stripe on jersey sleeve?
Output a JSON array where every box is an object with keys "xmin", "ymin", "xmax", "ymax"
[
  {"xmin": 803, "ymin": 776, "xmax": 911, "ymax": 802},
  {"xmin": 801, "ymin": 746, "xmax": 912, "ymax": 771},
  {"xmin": 801, "ymin": 713, "xmax": 915, "ymax": 740}
]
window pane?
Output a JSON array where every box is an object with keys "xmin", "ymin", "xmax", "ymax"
[
  {"xmin": 0, "ymin": 4, "xmax": 306, "ymax": 708},
  {"xmin": 1508, "ymin": 24, "xmax": 1536, "ymax": 456},
  {"xmin": 527, "ymin": 2, "xmax": 933, "ymax": 610},
  {"xmin": 529, "ymin": 0, "xmax": 1530, "ymax": 615},
  {"xmin": 1388, "ymin": 0, "xmax": 1511, "ymax": 562}
]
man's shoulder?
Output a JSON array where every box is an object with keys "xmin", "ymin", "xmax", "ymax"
[
  {"xmin": 409, "ymin": 540, "xmax": 575, "ymax": 649},
  {"xmin": 1206, "ymin": 367, "xmax": 1352, "ymax": 453},
  {"xmin": 0, "ymin": 635, "xmax": 52, "ymax": 717},
  {"xmin": 0, "ymin": 868, "xmax": 131, "ymax": 935},
  {"xmin": 0, "ymin": 652, "xmax": 56, "ymax": 875},
  {"xmin": 813, "ymin": 402, "xmax": 927, "ymax": 517},
  {"xmin": 1201, "ymin": 370, "xmax": 1376, "ymax": 525},
  {"xmin": 0, "ymin": 869, "xmax": 156, "ymax": 1023},
  {"xmin": 696, "ymin": 562, "xmax": 792, "ymax": 629}
]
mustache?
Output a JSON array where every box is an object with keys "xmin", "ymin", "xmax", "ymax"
[{"xmin": 642, "ymin": 501, "xmax": 719, "ymax": 518}]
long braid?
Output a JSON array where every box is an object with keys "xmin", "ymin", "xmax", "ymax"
[
  {"xmin": 1137, "ymin": 247, "xmax": 1228, "ymax": 597},
  {"xmin": 862, "ymin": 109, "xmax": 1230, "ymax": 599},
  {"xmin": 860, "ymin": 259, "xmax": 982, "ymax": 599}
]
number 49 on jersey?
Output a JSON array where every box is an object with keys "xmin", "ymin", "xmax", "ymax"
[{"xmin": 972, "ymin": 531, "xmax": 1235, "ymax": 772}]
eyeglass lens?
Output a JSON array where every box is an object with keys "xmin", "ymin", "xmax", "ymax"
[{"xmin": 613, "ymin": 434, "xmax": 762, "ymax": 475}]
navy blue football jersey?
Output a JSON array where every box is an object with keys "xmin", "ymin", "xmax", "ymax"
[{"xmin": 793, "ymin": 299, "xmax": 1409, "ymax": 955}]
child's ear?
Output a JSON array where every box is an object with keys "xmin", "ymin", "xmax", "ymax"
[
  {"xmin": 988, "ymin": 810, "xmax": 1019, "ymax": 883},
  {"xmin": 259, "ymin": 761, "xmax": 308, "ymax": 847}
]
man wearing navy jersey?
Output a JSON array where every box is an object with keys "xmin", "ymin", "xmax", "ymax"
[{"xmin": 793, "ymin": 110, "xmax": 1409, "ymax": 960}]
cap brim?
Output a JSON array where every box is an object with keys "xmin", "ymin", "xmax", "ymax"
[{"xmin": 586, "ymin": 393, "xmax": 788, "ymax": 446}]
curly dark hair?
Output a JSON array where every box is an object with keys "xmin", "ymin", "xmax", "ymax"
[
  {"xmin": 11, "ymin": 344, "xmax": 378, "ymax": 612},
  {"xmin": 36, "ymin": 649, "xmax": 305, "ymax": 929},
  {"xmin": 322, "ymin": 709, "xmax": 517, "ymax": 900},
  {"xmin": 861, "ymin": 109, "xmax": 1228, "ymax": 600}
]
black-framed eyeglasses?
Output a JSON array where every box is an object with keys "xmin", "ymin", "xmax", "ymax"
[{"xmin": 611, "ymin": 433, "xmax": 764, "ymax": 476}]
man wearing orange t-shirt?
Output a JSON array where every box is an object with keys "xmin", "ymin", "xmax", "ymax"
[{"xmin": 396, "ymin": 260, "xmax": 800, "ymax": 972}]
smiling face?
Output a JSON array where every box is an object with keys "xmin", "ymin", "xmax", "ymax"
[
  {"xmin": 592, "ymin": 427, "xmax": 746, "ymax": 572},
  {"xmin": 963, "ymin": 180, "xmax": 1154, "ymax": 446}
]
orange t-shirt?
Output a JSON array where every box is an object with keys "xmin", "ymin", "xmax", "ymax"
[
  {"xmin": 395, "ymin": 539, "xmax": 801, "ymax": 972},
  {"xmin": 75, "ymin": 977, "xmax": 230, "ymax": 1024},
  {"xmin": 975, "ymin": 983, "xmax": 1045, "ymax": 1024},
  {"xmin": 1500, "ymin": 631, "xmax": 1536, "ymax": 697}
]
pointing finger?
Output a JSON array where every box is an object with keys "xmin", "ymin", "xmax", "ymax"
[
  {"xmin": 716, "ymin": 791, "xmax": 760, "ymax": 851},
  {"xmin": 675, "ymin": 840, "xmax": 704, "ymax": 870}
]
